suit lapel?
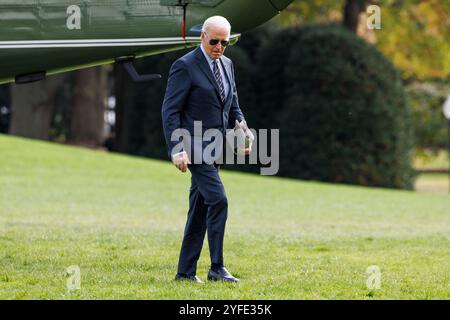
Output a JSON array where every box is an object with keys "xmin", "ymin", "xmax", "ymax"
[
  {"xmin": 194, "ymin": 47, "xmax": 223, "ymax": 105},
  {"xmin": 220, "ymin": 58, "xmax": 233, "ymax": 105}
]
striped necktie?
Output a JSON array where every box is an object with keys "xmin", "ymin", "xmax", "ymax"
[{"xmin": 213, "ymin": 59, "xmax": 226, "ymax": 103}]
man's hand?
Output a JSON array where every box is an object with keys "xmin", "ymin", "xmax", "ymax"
[
  {"xmin": 172, "ymin": 151, "xmax": 191, "ymax": 173},
  {"xmin": 236, "ymin": 120, "xmax": 254, "ymax": 156},
  {"xmin": 237, "ymin": 147, "xmax": 252, "ymax": 155}
]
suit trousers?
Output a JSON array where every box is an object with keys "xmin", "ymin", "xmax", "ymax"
[{"xmin": 177, "ymin": 163, "xmax": 228, "ymax": 276}]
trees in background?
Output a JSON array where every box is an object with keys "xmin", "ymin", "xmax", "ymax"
[
  {"xmin": 111, "ymin": 51, "xmax": 189, "ymax": 158},
  {"xmin": 68, "ymin": 67, "xmax": 107, "ymax": 147},
  {"xmin": 5, "ymin": 66, "xmax": 107, "ymax": 147},
  {"xmin": 277, "ymin": 0, "xmax": 450, "ymax": 80},
  {"xmin": 265, "ymin": 24, "xmax": 414, "ymax": 188},
  {"xmin": 343, "ymin": 0, "xmax": 369, "ymax": 33},
  {"xmin": 111, "ymin": 64, "xmax": 129, "ymax": 153},
  {"xmin": 277, "ymin": 0, "xmax": 450, "ymax": 152},
  {"xmin": 0, "ymin": 85, "xmax": 10, "ymax": 133},
  {"xmin": 9, "ymin": 74, "xmax": 67, "ymax": 140},
  {"xmin": 407, "ymin": 79, "xmax": 449, "ymax": 149}
]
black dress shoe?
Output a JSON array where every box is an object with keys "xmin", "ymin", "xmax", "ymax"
[
  {"xmin": 175, "ymin": 274, "xmax": 204, "ymax": 283},
  {"xmin": 207, "ymin": 267, "xmax": 240, "ymax": 283}
]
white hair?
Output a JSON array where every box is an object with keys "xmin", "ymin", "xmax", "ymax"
[{"xmin": 201, "ymin": 16, "xmax": 231, "ymax": 34}]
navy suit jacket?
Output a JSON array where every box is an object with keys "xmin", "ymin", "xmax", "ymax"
[{"xmin": 161, "ymin": 46, "xmax": 245, "ymax": 161}]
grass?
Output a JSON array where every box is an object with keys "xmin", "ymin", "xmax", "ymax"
[{"xmin": 0, "ymin": 134, "xmax": 449, "ymax": 300}]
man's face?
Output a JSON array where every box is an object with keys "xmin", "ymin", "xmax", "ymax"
[{"xmin": 201, "ymin": 25, "xmax": 230, "ymax": 60}]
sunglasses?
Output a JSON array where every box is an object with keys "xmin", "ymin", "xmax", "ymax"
[
  {"xmin": 204, "ymin": 33, "xmax": 229, "ymax": 47},
  {"xmin": 209, "ymin": 39, "xmax": 229, "ymax": 47}
]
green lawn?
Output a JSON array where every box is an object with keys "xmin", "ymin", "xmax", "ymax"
[{"xmin": 0, "ymin": 134, "xmax": 449, "ymax": 300}]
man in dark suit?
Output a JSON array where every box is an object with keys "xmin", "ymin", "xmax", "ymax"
[{"xmin": 161, "ymin": 16, "xmax": 251, "ymax": 283}]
